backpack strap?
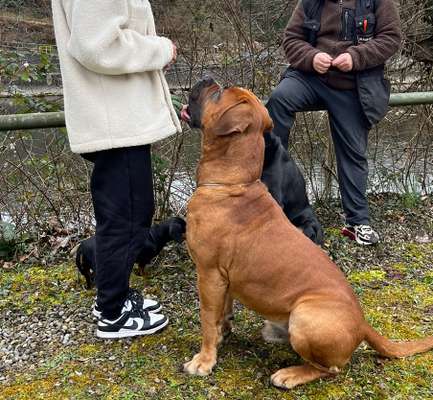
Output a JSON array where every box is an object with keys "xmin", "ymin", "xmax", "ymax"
[
  {"xmin": 302, "ymin": 0, "xmax": 325, "ymax": 47},
  {"xmin": 356, "ymin": 0, "xmax": 376, "ymax": 16}
]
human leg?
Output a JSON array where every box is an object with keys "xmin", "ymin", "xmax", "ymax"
[
  {"xmin": 322, "ymin": 89, "xmax": 371, "ymax": 226},
  {"xmin": 265, "ymin": 70, "xmax": 323, "ymax": 149}
]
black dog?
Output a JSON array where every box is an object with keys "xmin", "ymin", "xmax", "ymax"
[
  {"xmin": 73, "ymin": 217, "xmax": 186, "ymax": 289},
  {"xmin": 185, "ymin": 77, "xmax": 323, "ymax": 245},
  {"xmin": 262, "ymin": 132, "xmax": 323, "ymax": 245}
]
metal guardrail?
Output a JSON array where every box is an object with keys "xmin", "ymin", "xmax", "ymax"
[
  {"xmin": 388, "ymin": 91, "xmax": 433, "ymax": 106},
  {"xmin": 1, "ymin": 92, "xmax": 433, "ymax": 131}
]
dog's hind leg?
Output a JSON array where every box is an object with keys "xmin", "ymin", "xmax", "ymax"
[
  {"xmin": 270, "ymin": 302, "xmax": 362, "ymax": 389},
  {"xmin": 184, "ymin": 268, "xmax": 229, "ymax": 376}
]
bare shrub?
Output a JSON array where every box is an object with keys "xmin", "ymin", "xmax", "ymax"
[{"xmin": 0, "ymin": 0, "xmax": 432, "ymax": 263}]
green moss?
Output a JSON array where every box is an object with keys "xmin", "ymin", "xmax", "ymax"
[
  {"xmin": 0, "ymin": 263, "xmax": 86, "ymax": 315},
  {"xmin": 325, "ymin": 227, "xmax": 342, "ymax": 238},
  {"xmin": 391, "ymin": 262, "xmax": 408, "ymax": 273},
  {"xmin": 2, "ymin": 237, "xmax": 433, "ymax": 399},
  {"xmin": 77, "ymin": 343, "xmax": 103, "ymax": 358},
  {"xmin": 402, "ymin": 243, "xmax": 432, "ymax": 266},
  {"xmin": 349, "ymin": 269, "xmax": 386, "ymax": 284},
  {"xmin": 423, "ymin": 271, "xmax": 433, "ymax": 285}
]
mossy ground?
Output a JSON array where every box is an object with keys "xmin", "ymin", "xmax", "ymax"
[{"xmin": 1, "ymin": 194, "xmax": 432, "ymax": 399}]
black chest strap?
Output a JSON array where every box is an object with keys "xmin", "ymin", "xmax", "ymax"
[
  {"xmin": 302, "ymin": 0, "xmax": 325, "ymax": 47},
  {"xmin": 302, "ymin": 0, "xmax": 378, "ymax": 46}
]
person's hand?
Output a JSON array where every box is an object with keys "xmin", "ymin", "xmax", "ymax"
[
  {"xmin": 313, "ymin": 52, "xmax": 333, "ymax": 74},
  {"xmin": 164, "ymin": 42, "xmax": 177, "ymax": 71},
  {"xmin": 171, "ymin": 43, "xmax": 177, "ymax": 63},
  {"xmin": 180, "ymin": 104, "xmax": 191, "ymax": 122},
  {"xmin": 332, "ymin": 53, "xmax": 353, "ymax": 72}
]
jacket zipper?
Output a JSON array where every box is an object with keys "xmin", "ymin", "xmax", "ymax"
[
  {"xmin": 344, "ymin": 10, "xmax": 349, "ymax": 41},
  {"xmin": 340, "ymin": 0, "xmax": 350, "ymax": 42}
]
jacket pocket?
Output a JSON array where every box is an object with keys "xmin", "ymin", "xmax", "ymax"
[
  {"xmin": 357, "ymin": 65, "xmax": 390, "ymax": 126},
  {"xmin": 355, "ymin": 13, "xmax": 376, "ymax": 43}
]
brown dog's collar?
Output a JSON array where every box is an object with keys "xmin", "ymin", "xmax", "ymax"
[{"xmin": 198, "ymin": 179, "xmax": 261, "ymax": 188}]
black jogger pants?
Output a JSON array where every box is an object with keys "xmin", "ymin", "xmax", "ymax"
[{"xmin": 85, "ymin": 145, "xmax": 155, "ymax": 319}]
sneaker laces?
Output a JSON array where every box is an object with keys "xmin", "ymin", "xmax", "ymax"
[
  {"xmin": 356, "ymin": 225, "xmax": 374, "ymax": 234},
  {"xmin": 128, "ymin": 303, "xmax": 151, "ymax": 324},
  {"xmin": 127, "ymin": 288, "xmax": 145, "ymax": 309}
]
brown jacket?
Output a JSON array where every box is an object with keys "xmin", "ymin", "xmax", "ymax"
[{"xmin": 283, "ymin": 0, "xmax": 402, "ymax": 79}]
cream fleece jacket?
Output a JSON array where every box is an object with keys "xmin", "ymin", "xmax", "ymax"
[{"xmin": 51, "ymin": 0, "xmax": 182, "ymax": 154}]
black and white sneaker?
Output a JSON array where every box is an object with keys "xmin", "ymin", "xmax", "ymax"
[
  {"xmin": 92, "ymin": 288, "xmax": 162, "ymax": 319},
  {"xmin": 341, "ymin": 224, "xmax": 380, "ymax": 246},
  {"xmin": 97, "ymin": 302, "xmax": 168, "ymax": 339}
]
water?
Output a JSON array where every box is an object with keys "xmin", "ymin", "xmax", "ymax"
[{"xmin": 168, "ymin": 111, "xmax": 433, "ymax": 210}]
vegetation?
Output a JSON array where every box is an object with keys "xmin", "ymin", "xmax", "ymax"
[
  {"xmin": 1, "ymin": 196, "xmax": 433, "ymax": 399},
  {"xmin": 0, "ymin": 1, "xmax": 432, "ymax": 398}
]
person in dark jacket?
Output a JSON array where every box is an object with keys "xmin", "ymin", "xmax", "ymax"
[{"xmin": 266, "ymin": 0, "xmax": 402, "ymax": 245}]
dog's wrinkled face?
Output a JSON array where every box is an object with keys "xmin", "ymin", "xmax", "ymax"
[{"xmin": 184, "ymin": 76, "xmax": 273, "ymax": 137}]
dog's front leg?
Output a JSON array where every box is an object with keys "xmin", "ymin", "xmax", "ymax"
[{"xmin": 184, "ymin": 269, "xmax": 228, "ymax": 376}]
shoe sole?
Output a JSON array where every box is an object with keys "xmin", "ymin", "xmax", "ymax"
[
  {"xmin": 96, "ymin": 317, "xmax": 169, "ymax": 339},
  {"xmin": 92, "ymin": 305, "xmax": 162, "ymax": 319},
  {"xmin": 355, "ymin": 237, "xmax": 378, "ymax": 246}
]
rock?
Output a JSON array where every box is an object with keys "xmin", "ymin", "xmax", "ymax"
[{"xmin": 62, "ymin": 334, "xmax": 71, "ymax": 345}]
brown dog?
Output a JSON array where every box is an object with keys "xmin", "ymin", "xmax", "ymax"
[{"xmin": 183, "ymin": 78, "xmax": 433, "ymax": 389}]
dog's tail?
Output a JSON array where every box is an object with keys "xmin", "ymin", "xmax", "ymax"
[{"xmin": 364, "ymin": 323, "xmax": 433, "ymax": 358}]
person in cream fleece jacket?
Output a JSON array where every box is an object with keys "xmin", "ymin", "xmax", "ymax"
[{"xmin": 52, "ymin": 0, "xmax": 186, "ymax": 339}]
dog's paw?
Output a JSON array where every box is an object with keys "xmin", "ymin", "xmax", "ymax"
[
  {"xmin": 168, "ymin": 217, "xmax": 187, "ymax": 243},
  {"xmin": 271, "ymin": 368, "xmax": 299, "ymax": 390},
  {"xmin": 183, "ymin": 353, "xmax": 216, "ymax": 376},
  {"xmin": 271, "ymin": 365, "xmax": 331, "ymax": 390}
]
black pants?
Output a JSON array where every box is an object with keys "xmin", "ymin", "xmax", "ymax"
[
  {"xmin": 266, "ymin": 69, "xmax": 370, "ymax": 225},
  {"xmin": 84, "ymin": 145, "xmax": 155, "ymax": 319}
]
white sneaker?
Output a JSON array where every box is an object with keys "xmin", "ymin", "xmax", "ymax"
[
  {"xmin": 92, "ymin": 288, "xmax": 161, "ymax": 319},
  {"xmin": 96, "ymin": 300, "xmax": 168, "ymax": 339},
  {"xmin": 342, "ymin": 224, "xmax": 380, "ymax": 246}
]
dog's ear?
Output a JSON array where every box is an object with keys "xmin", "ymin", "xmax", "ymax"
[
  {"xmin": 253, "ymin": 100, "xmax": 273, "ymax": 133},
  {"xmin": 262, "ymin": 108, "xmax": 274, "ymax": 132},
  {"xmin": 212, "ymin": 101, "xmax": 253, "ymax": 136}
]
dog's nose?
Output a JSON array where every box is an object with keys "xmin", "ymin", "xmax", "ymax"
[{"xmin": 200, "ymin": 75, "xmax": 216, "ymax": 85}]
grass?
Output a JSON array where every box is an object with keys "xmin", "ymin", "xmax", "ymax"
[{"xmin": 1, "ymin": 195, "xmax": 433, "ymax": 399}]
